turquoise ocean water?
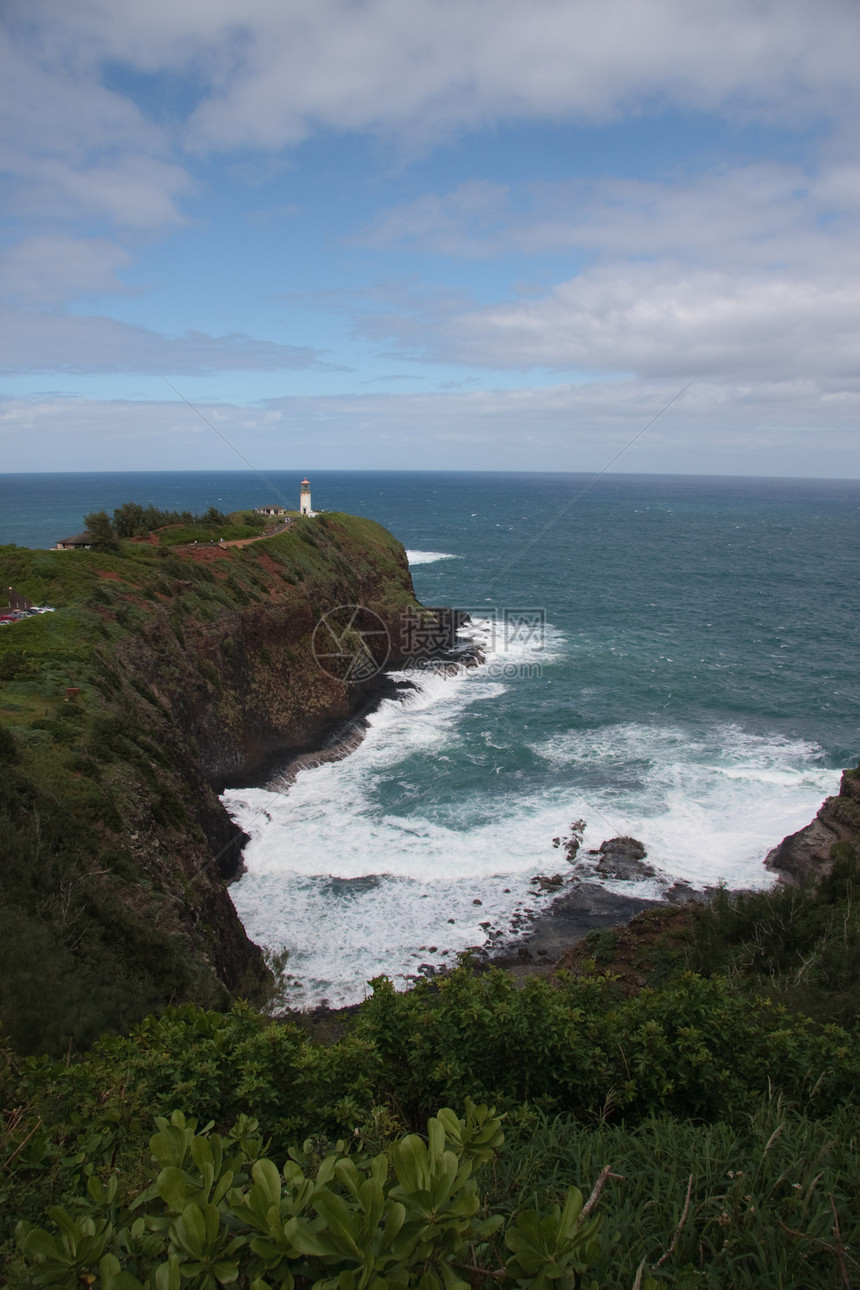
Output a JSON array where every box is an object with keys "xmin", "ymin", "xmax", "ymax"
[{"xmin": 2, "ymin": 470, "xmax": 858, "ymax": 1005}]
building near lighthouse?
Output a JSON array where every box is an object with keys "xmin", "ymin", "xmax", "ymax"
[{"xmin": 300, "ymin": 478, "xmax": 313, "ymax": 516}]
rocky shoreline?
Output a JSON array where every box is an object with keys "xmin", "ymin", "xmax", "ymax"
[
  {"xmin": 264, "ymin": 745, "xmax": 859, "ymax": 1014},
  {"xmin": 271, "ymin": 767, "xmax": 859, "ymax": 1030},
  {"xmin": 486, "ymin": 881, "xmax": 667, "ymax": 975},
  {"xmin": 764, "ymin": 764, "xmax": 860, "ymax": 883},
  {"xmin": 250, "ymin": 625, "xmax": 486, "ymax": 793},
  {"xmin": 261, "ymin": 676, "xmax": 419, "ymax": 792},
  {"xmin": 480, "ymin": 769, "xmax": 859, "ymax": 980},
  {"xmin": 225, "ymin": 597, "xmax": 857, "ymax": 1012}
]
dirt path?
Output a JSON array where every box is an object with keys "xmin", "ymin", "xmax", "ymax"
[
  {"xmin": 181, "ymin": 520, "xmax": 293, "ymax": 556},
  {"xmin": 221, "ymin": 520, "xmax": 292, "ymax": 547}
]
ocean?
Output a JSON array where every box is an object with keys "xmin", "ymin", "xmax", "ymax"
[{"xmin": 2, "ymin": 470, "xmax": 858, "ymax": 1006}]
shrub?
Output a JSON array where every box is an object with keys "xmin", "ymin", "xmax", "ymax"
[{"xmin": 16, "ymin": 1103, "xmax": 653, "ymax": 1290}]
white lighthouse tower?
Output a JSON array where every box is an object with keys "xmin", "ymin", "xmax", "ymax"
[{"xmin": 300, "ymin": 477, "xmax": 312, "ymax": 515}]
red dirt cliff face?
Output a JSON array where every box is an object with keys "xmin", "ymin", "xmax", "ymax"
[{"xmin": 766, "ymin": 767, "xmax": 860, "ymax": 884}]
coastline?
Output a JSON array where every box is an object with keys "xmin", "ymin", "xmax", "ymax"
[
  {"xmin": 260, "ymin": 676, "xmax": 419, "ymax": 793},
  {"xmin": 223, "ymin": 608, "xmax": 855, "ymax": 1014},
  {"xmin": 223, "ymin": 629, "xmax": 486, "ymax": 886},
  {"xmin": 487, "ymin": 879, "xmax": 671, "ymax": 971},
  {"xmin": 236, "ymin": 758, "xmax": 851, "ymax": 1019},
  {"xmin": 239, "ymin": 620, "xmax": 486, "ymax": 795}
]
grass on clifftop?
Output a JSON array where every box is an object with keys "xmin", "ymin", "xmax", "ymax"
[{"xmin": 0, "ymin": 511, "xmax": 415, "ymax": 735}]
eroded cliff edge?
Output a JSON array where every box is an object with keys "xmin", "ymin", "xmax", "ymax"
[
  {"xmin": 765, "ymin": 763, "xmax": 860, "ymax": 883},
  {"xmin": 0, "ymin": 513, "xmax": 436, "ymax": 1053}
]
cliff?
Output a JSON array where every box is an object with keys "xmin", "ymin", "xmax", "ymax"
[
  {"xmin": 765, "ymin": 764, "xmax": 860, "ymax": 883},
  {"xmin": 0, "ymin": 513, "xmax": 436, "ymax": 1054}
]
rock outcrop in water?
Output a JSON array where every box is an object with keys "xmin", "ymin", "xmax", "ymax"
[
  {"xmin": 592, "ymin": 836, "xmax": 655, "ymax": 881},
  {"xmin": 765, "ymin": 766, "xmax": 860, "ymax": 883}
]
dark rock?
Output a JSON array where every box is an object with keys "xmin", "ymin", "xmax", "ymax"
[
  {"xmin": 488, "ymin": 880, "xmax": 665, "ymax": 970},
  {"xmin": 665, "ymin": 880, "xmax": 697, "ymax": 904},
  {"xmin": 766, "ymin": 768, "xmax": 860, "ymax": 883},
  {"xmin": 593, "ymin": 837, "xmax": 655, "ymax": 881},
  {"xmin": 600, "ymin": 836, "xmax": 647, "ymax": 859},
  {"xmin": 531, "ymin": 873, "xmax": 565, "ymax": 891}
]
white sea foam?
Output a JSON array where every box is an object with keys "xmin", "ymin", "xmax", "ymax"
[
  {"xmin": 532, "ymin": 723, "xmax": 838, "ymax": 895},
  {"xmin": 225, "ymin": 620, "xmax": 566, "ymax": 1005},
  {"xmin": 457, "ymin": 614, "xmax": 567, "ymax": 668},
  {"xmin": 225, "ymin": 692, "xmax": 556, "ymax": 1005},
  {"xmin": 224, "ymin": 627, "xmax": 841, "ymax": 1009},
  {"xmin": 406, "ymin": 550, "xmax": 462, "ymax": 565}
]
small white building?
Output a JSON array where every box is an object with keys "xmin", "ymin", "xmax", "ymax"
[{"xmin": 300, "ymin": 478, "xmax": 313, "ymax": 516}]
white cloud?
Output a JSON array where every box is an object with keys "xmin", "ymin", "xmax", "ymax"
[
  {"xmin": 357, "ymin": 162, "xmax": 860, "ymax": 271},
  {"xmin": 0, "ymin": 237, "xmax": 134, "ymax": 305},
  {"xmin": 0, "ymin": 312, "xmax": 330, "ymax": 375},
  {"xmin": 24, "ymin": 156, "xmax": 193, "ymax": 229},
  {"xmin": 3, "ymin": 0, "xmax": 857, "ymax": 259},
  {"xmin": 435, "ymin": 265, "xmax": 860, "ymax": 383},
  {"xmin": 2, "ymin": 380, "xmax": 857, "ymax": 475},
  {"xmin": 0, "ymin": 24, "xmax": 186, "ymax": 226},
  {"xmin": 347, "ymin": 159, "xmax": 860, "ymax": 389},
  {"xmin": 5, "ymin": 0, "xmax": 859, "ymax": 158},
  {"xmin": 1, "ymin": 0, "xmax": 858, "ymax": 469},
  {"xmin": 0, "ymin": 23, "xmax": 162, "ymax": 166}
]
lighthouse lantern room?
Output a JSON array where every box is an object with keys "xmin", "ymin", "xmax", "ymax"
[{"xmin": 300, "ymin": 477, "xmax": 312, "ymax": 515}]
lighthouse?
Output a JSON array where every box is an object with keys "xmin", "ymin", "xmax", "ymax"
[{"xmin": 300, "ymin": 477, "xmax": 312, "ymax": 515}]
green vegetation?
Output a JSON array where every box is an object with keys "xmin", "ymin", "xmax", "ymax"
[
  {"xmin": 2, "ymin": 924, "xmax": 860, "ymax": 1286},
  {"xmin": 12, "ymin": 1102, "xmax": 661, "ymax": 1290},
  {"xmin": 684, "ymin": 851, "xmax": 860, "ymax": 1026},
  {"xmin": 1, "ymin": 828, "xmax": 859, "ymax": 1284},
  {"xmin": 3, "ymin": 829, "xmax": 860, "ymax": 1281},
  {"xmin": 79, "ymin": 502, "xmax": 282, "ymax": 549},
  {"xmin": 82, "ymin": 511, "xmax": 121, "ymax": 554},
  {"xmin": 88, "ymin": 503, "xmax": 231, "ymax": 539}
]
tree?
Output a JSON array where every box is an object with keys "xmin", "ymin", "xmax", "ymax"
[{"xmin": 83, "ymin": 511, "xmax": 119, "ymax": 554}]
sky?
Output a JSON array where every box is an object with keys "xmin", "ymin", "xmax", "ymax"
[{"xmin": 1, "ymin": 0, "xmax": 859, "ymax": 477}]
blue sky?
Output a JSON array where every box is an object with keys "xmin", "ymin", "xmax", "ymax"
[{"xmin": 1, "ymin": 0, "xmax": 858, "ymax": 476}]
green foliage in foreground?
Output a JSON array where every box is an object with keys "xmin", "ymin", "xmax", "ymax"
[
  {"xmin": 17, "ymin": 1101, "xmax": 631, "ymax": 1290},
  {"xmin": 488, "ymin": 1098, "xmax": 860, "ymax": 1289},
  {"xmin": 351, "ymin": 968, "xmax": 859, "ymax": 1126},
  {"xmin": 11, "ymin": 1095, "xmax": 860, "ymax": 1289},
  {"xmin": 3, "ymin": 958, "xmax": 860, "ymax": 1281},
  {"xmin": 4, "ymin": 967, "xmax": 857, "ymax": 1177}
]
